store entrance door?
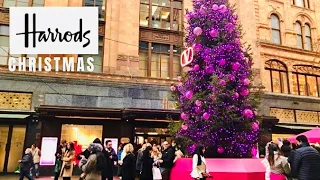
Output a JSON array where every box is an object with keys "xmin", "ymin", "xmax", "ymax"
[{"xmin": 0, "ymin": 125, "xmax": 26, "ymax": 173}]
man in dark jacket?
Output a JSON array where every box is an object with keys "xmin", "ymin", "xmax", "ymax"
[
  {"xmin": 54, "ymin": 139, "xmax": 68, "ymax": 180},
  {"xmin": 19, "ymin": 148, "xmax": 34, "ymax": 180},
  {"xmin": 159, "ymin": 141, "xmax": 175, "ymax": 180},
  {"xmin": 102, "ymin": 140, "xmax": 118, "ymax": 180},
  {"xmin": 290, "ymin": 135, "xmax": 320, "ymax": 180}
]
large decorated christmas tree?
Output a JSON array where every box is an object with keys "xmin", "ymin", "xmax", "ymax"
[{"xmin": 170, "ymin": 0, "xmax": 260, "ymax": 158}]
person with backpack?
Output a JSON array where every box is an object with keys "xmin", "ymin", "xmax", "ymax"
[
  {"xmin": 19, "ymin": 148, "xmax": 34, "ymax": 180},
  {"xmin": 79, "ymin": 142, "xmax": 106, "ymax": 180}
]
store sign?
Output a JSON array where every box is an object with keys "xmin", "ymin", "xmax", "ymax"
[
  {"xmin": 180, "ymin": 47, "xmax": 194, "ymax": 67},
  {"xmin": 162, "ymin": 97, "xmax": 177, "ymax": 110},
  {"xmin": 40, "ymin": 137, "xmax": 58, "ymax": 166}
]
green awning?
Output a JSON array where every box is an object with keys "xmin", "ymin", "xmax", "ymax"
[
  {"xmin": 276, "ymin": 124, "xmax": 315, "ymax": 130},
  {"xmin": 0, "ymin": 114, "xmax": 30, "ymax": 119}
]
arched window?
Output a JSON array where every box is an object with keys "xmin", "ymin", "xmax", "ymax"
[
  {"xmin": 294, "ymin": 0, "xmax": 305, "ymax": 7},
  {"xmin": 305, "ymin": 24, "xmax": 312, "ymax": 50},
  {"xmin": 271, "ymin": 14, "xmax": 281, "ymax": 45},
  {"xmin": 292, "ymin": 65, "xmax": 320, "ymax": 97},
  {"xmin": 265, "ymin": 60, "xmax": 289, "ymax": 93},
  {"xmin": 295, "ymin": 22, "xmax": 303, "ymax": 49}
]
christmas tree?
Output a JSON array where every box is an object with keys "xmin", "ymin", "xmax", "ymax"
[{"xmin": 170, "ymin": 0, "xmax": 260, "ymax": 158}]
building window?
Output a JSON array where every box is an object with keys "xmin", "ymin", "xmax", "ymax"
[
  {"xmin": 294, "ymin": 0, "xmax": 305, "ymax": 7},
  {"xmin": 78, "ymin": 36, "xmax": 104, "ymax": 73},
  {"xmin": 271, "ymin": 14, "xmax": 281, "ymax": 45},
  {"xmin": 2, "ymin": 0, "xmax": 45, "ymax": 7},
  {"xmin": 295, "ymin": 22, "xmax": 303, "ymax": 49},
  {"xmin": 305, "ymin": 24, "xmax": 312, "ymax": 50},
  {"xmin": 292, "ymin": 65, "xmax": 320, "ymax": 97},
  {"xmin": 84, "ymin": 0, "xmax": 105, "ymax": 20},
  {"xmin": 0, "ymin": 25, "xmax": 9, "ymax": 65},
  {"xmin": 139, "ymin": 41, "xmax": 181, "ymax": 79},
  {"xmin": 140, "ymin": 0, "xmax": 183, "ymax": 31},
  {"xmin": 265, "ymin": 60, "xmax": 289, "ymax": 93}
]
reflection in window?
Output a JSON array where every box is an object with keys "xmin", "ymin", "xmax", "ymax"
[
  {"xmin": 294, "ymin": 0, "xmax": 305, "ymax": 7},
  {"xmin": 151, "ymin": 43, "xmax": 170, "ymax": 78},
  {"xmin": 0, "ymin": 25, "xmax": 9, "ymax": 65},
  {"xmin": 271, "ymin": 14, "xmax": 281, "ymax": 44},
  {"xmin": 152, "ymin": 6, "xmax": 170, "ymax": 30},
  {"xmin": 84, "ymin": 0, "xmax": 105, "ymax": 20},
  {"xmin": 265, "ymin": 60, "xmax": 289, "ymax": 93},
  {"xmin": 139, "ymin": 41, "xmax": 148, "ymax": 77},
  {"xmin": 140, "ymin": 3, "xmax": 149, "ymax": 27},
  {"xmin": 305, "ymin": 24, "xmax": 312, "ymax": 50},
  {"xmin": 296, "ymin": 22, "xmax": 303, "ymax": 49},
  {"xmin": 293, "ymin": 65, "xmax": 320, "ymax": 97},
  {"xmin": 172, "ymin": 1, "xmax": 182, "ymax": 31}
]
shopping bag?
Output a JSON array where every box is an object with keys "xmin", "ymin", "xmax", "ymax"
[
  {"xmin": 152, "ymin": 167, "xmax": 162, "ymax": 180},
  {"xmin": 14, "ymin": 164, "xmax": 20, "ymax": 174}
]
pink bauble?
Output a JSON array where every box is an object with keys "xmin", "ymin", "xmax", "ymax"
[
  {"xmin": 219, "ymin": 59, "xmax": 226, "ymax": 66},
  {"xmin": 203, "ymin": 112, "xmax": 210, "ymax": 120},
  {"xmin": 231, "ymin": 62, "xmax": 240, "ymax": 71},
  {"xmin": 217, "ymin": 147, "xmax": 224, "ymax": 154},
  {"xmin": 193, "ymin": 64, "xmax": 200, "ymax": 71},
  {"xmin": 212, "ymin": 4, "xmax": 219, "ymax": 10},
  {"xmin": 243, "ymin": 109, "xmax": 254, "ymax": 119},
  {"xmin": 234, "ymin": 38, "xmax": 240, "ymax": 44},
  {"xmin": 200, "ymin": 6, "xmax": 206, "ymax": 14},
  {"xmin": 195, "ymin": 100, "xmax": 202, "ymax": 107},
  {"xmin": 240, "ymin": 88, "xmax": 249, "ymax": 96},
  {"xmin": 205, "ymin": 66, "xmax": 214, "ymax": 74},
  {"xmin": 243, "ymin": 78, "xmax": 250, "ymax": 85},
  {"xmin": 232, "ymin": 92, "xmax": 239, "ymax": 99},
  {"xmin": 219, "ymin": 79, "xmax": 226, "ymax": 86},
  {"xmin": 193, "ymin": 27, "xmax": 203, "ymax": 36},
  {"xmin": 209, "ymin": 29, "xmax": 218, "ymax": 38},
  {"xmin": 181, "ymin": 112, "xmax": 188, "ymax": 120},
  {"xmin": 185, "ymin": 90, "xmax": 193, "ymax": 100},
  {"xmin": 185, "ymin": 14, "xmax": 191, "ymax": 21},
  {"xmin": 177, "ymin": 76, "xmax": 182, "ymax": 82},
  {"xmin": 193, "ymin": 43, "xmax": 202, "ymax": 52},
  {"xmin": 252, "ymin": 122, "xmax": 259, "ymax": 131},
  {"xmin": 219, "ymin": 5, "xmax": 227, "ymax": 13},
  {"xmin": 170, "ymin": 86, "xmax": 176, "ymax": 91},
  {"xmin": 251, "ymin": 146, "xmax": 258, "ymax": 158},
  {"xmin": 181, "ymin": 124, "xmax": 188, "ymax": 130}
]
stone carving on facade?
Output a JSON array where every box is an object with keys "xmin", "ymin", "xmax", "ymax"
[
  {"xmin": 153, "ymin": 33, "xmax": 170, "ymax": 41},
  {"xmin": 117, "ymin": 54, "xmax": 139, "ymax": 62}
]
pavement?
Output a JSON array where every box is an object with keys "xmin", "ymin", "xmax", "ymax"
[{"xmin": 0, "ymin": 175, "xmax": 121, "ymax": 180}]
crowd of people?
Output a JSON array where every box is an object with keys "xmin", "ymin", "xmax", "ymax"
[{"xmin": 262, "ymin": 135, "xmax": 320, "ymax": 180}]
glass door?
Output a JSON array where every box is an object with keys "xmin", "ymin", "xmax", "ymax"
[
  {"xmin": 7, "ymin": 125, "xmax": 26, "ymax": 172},
  {"xmin": 0, "ymin": 126, "xmax": 9, "ymax": 173}
]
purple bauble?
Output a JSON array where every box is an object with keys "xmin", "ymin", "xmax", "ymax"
[
  {"xmin": 243, "ymin": 78, "xmax": 250, "ymax": 85},
  {"xmin": 219, "ymin": 59, "xmax": 226, "ymax": 66},
  {"xmin": 229, "ymin": 75, "xmax": 235, "ymax": 81},
  {"xmin": 226, "ymin": 23, "xmax": 234, "ymax": 32},
  {"xmin": 193, "ymin": 27, "xmax": 203, "ymax": 36},
  {"xmin": 219, "ymin": 79, "xmax": 226, "ymax": 86},
  {"xmin": 231, "ymin": 62, "xmax": 240, "ymax": 71},
  {"xmin": 212, "ymin": 4, "xmax": 219, "ymax": 10},
  {"xmin": 203, "ymin": 112, "xmax": 210, "ymax": 120},
  {"xmin": 195, "ymin": 100, "xmax": 202, "ymax": 107},
  {"xmin": 205, "ymin": 66, "xmax": 214, "ymax": 74},
  {"xmin": 185, "ymin": 90, "xmax": 193, "ymax": 99},
  {"xmin": 204, "ymin": 56, "xmax": 211, "ymax": 62},
  {"xmin": 209, "ymin": 29, "xmax": 218, "ymax": 38},
  {"xmin": 243, "ymin": 109, "xmax": 254, "ymax": 119},
  {"xmin": 232, "ymin": 92, "xmax": 239, "ymax": 99},
  {"xmin": 240, "ymin": 88, "xmax": 249, "ymax": 96},
  {"xmin": 217, "ymin": 147, "xmax": 224, "ymax": 154},
  {"xmin": 170, "ymin": 86, "xmax": 176, "ymax": 91},
  {"xmin": 200, "ymin": 6, "xmax": 206, "ymax": 14},
  {"xmin": 219, "ymin": 5, "xmax": 227, "ymax": 13},
  {"xmin": 204, "ymin": 48, "xmax": 211, "ymax": 55},
  {"xmin": 181, "ymin": 124, "xmax": 188, "ymax": 130},
  {"xmin": 195, "ymin": 107, "xmax": 202, "ymax": 114},
  {"xmin": 251, "ymin": 122, "xmax": 259, "ymax": 131},
  {"xmin": 193, "ymin": 64, "xmax": 200, "ymax": 71},
  {"xmin": 181, "ymin": 112, "xmax": 188, "ymax": 120},
  {"xmin": 193, "ymin": 43, "xmax": 202, "ymax": 52},
  {"xmin": 185, "ymin": 14, "xmax": 191, "ymax": 21}
]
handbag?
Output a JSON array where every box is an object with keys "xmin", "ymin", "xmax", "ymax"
[{"xmin": 152, "ymin": 167, "xmax": 162, "ymax": 180}]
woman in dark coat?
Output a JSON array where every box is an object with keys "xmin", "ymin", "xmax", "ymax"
[
  {"xmin": 121, "ymin": 144, "xmax": 136, "ymax": 180},
  {"xmin": 140, "ymin": 146, "xmax": 154, "ymax": 180}
]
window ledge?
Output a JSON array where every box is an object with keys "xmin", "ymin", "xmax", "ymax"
[
  {"xmin": 291, "ymin": 5, "xmax": 314, "ymax": 12},
  {"xmin": 140, "ymin": 26, "xmax": 182, "ymax": 35},
  {"xmin": 263, "ymin": 92, "xmax": 320, "ymax": 103},
  {"xmin": 258, "ymin": 41, "xmax": 317, "ymax": 56}
]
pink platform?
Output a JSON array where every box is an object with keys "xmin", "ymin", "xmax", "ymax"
[{"xmin": 170, "ymin": 158, "xmax": 266, "ymax": 180}]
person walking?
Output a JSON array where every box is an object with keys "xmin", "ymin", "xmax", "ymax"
[
  {"xmin": 140, "ymin": 146, "xmax": 153, "ymax": 180},
  {"xmin": 190, "ymin": 145, "xmax": 210, "ymax": 180},
  {"xmin": 19, "ymin": 148, "xmax": 34, "ymax": 180},
  {"xmin": 30, "ymin": 144, "xmax": 41, "ymax": 178},
  {"xmin": 121, "ymin": 144, "xmax": 136, "ymax": 180},
  {"xmin": 290, "ymin": 135, "xmax": 320, "ymax": 180},
  {"xmin": 79, "ymin": 142, "xmax": 106, "ymax": 180},
  {"xmin": 102, "ymin": 140, "xmax": 118, "ymax": 180},
  {"xmin": 54, "ymin": 140, "xmax": 68, "ymax": 180},
  {"xmin": 60, "ymin": 142, "xmax": 75, "ymax": 180},
  {"xmin": 158, "ymin": 141, "xmax": 175, "ymax": 180}
]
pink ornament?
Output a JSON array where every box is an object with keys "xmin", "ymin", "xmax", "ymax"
[
  {"xmin": 181, "ymin": 124, "xmax": 188, "ymax": 130},
  {"xmin": 193, "ymin": 27, "xmax": 203, "ymax": 36},
  {"xmin": 217, "ymin": 147, "xmax": 224, "ymax": 154},
  {"xmin": 203, "ymin": 112, "xmax": 210, "ymax": 120},
  {"xmin": 193, "ymin": 64, "xmax": 200, "ymax": 71},
  {"xmin": 170, "ymin": 86, "xmax": 176, "ymax": 91},
  {"xmin": 219, "ymin": 59, "xmax": 226, "ymax": 66},
  {"xmin": 251, "ymin": 146, "xmax": 258, "ymax": 158},
  {"xmin": 240, "ymin": 88, "xmax": 249, "ymax": 96},
  {"xmin": 193, "ymin": 43, "xmax": 202, "ymax": 52},
  {"xmin": 200, "ymin": 6, "xmax": 206, "ymax": 14},
  {"xmin": 195, "ymin": 100, "xmax": 202, "ymax": 107},
  {"xmin": 232, "ymin": 92, "xmax": 239, "ymax": 99},
  {"xmin": 181, "ymin": 112, "xmax": 188, "ymax": 120},
  {"xmin": 185, "ymin": 14, "xmax": 191, "ymax": 21},
  {"xmin": 219, "ymin": 5, "xmax": 227, "ymax": 13},
  {"xmin": 219, "ymin": 79, "xmax": 226, "ymax": 86},
  {"xmin": 251, "ymin": 122, "xmax": 259, "ymax": 131},
  {"xmin": 185, "ymin": 90, "xmax": 193, "ymax": 100},
  {"xmin": 212, "ymin": 4, "xmax": 219, "ymax": 11},
  {"xmin": 243, "ymin": 109, "xmax": 254, "ymax": 119},
  {"xmin": 177, "ymin": 76, "xmax": 182, "ymax": 81},
  {"xmin": 209, "ymin": 29, "xmax": 218, "ymax": 38},
  {"xmin": 205, "ymin": 66, "xmax": 214, "ymax": 74},
  {"xmin": 243, "ymin": 78, "xmax": 250, "ymax": 85},
  {"xmin": 234, "ymin": 38, "xmax": 240, "ymax": 44},
  {"xmin": 231, "ymin": 62, "xmax": 240, "ymax": 71}
]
